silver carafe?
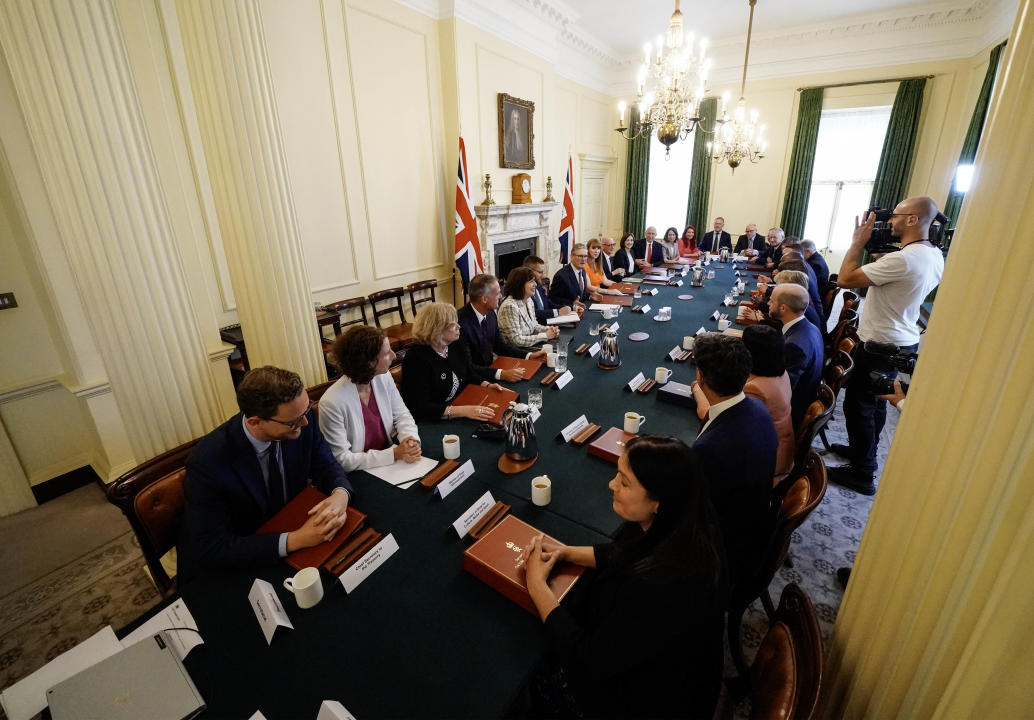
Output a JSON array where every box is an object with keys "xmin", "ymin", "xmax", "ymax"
[
  {"xmin": 502, "ymin": 402, "xmax": 538, "ymax": 461},
  {"xmin": 597, "ymin": 326, "xmax": 621, "ymax": 369},
  {"xmin": 720, "ymin": 246, "xmax": 730, "ymax": 263},
  {"xmin": 692, "ymin": 266, "xmax": 704, "ymax": 287}
]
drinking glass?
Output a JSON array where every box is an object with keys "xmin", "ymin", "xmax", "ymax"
[
  {"xmin": 589, "ymin": 322, "xmax": 600, "ymax": 337},
  {"xmin": 527, "ymin": 388, "xmax": 543, "ymax": 409},
  {"xmin": 555, "ymin": 349, "xmax": 568, "ymax": 373}
]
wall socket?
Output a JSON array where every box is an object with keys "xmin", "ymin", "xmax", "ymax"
[{"xmin": 0, "ymin": 292, "xmax": 18, "ymax": 309}]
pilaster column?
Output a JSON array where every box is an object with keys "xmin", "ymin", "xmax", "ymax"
[
  {"xmin": 0, "ymin": 0, "xmax": 225, "ymax": 460},
  {"xmin": 0, "ymin": 416, "xmax": 34, "ymax": 516},
  {"xmin": 823, "ymin": 4, "xmax": 1034, "ymax": 716},
  {"xmin": 174, "ymin": 0, "xmax": 325, "ymax": 385}
]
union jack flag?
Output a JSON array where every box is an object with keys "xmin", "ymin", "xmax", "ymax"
[
  {"xmin": 454, "ymin": 137, "xmax": 484, "ymax": 292},
  {"xmin": 558, "ymin": 154, "xmax": 575, "ymax": 264}
]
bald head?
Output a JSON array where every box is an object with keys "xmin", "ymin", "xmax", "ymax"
[
  {"xmin": 890, "ymin": 196, "xmax": 940, "ymax": 244},
  {"xmin": 771, "ymin": 283, "xmax": 809, "ymax": 316},
  {"xmin": 897, "ymin": 196, "xmax": 939, "ymax": 226}
]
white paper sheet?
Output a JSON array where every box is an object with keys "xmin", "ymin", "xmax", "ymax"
[
  {"xmin": 588, "ymin": 303, "xmax": 608, "ymax": 311},
  {"xmin": 120, "ymin": 598, "xmax": 203, "ymax": 659},
  {"xmin": 1, "ymin": 626, "xmax": 121, "ymax": 720},
  {"xmin": 546, "ymin": 314, "xmax": 580, "ymax": 325},
  {"xmin": 366, "ymin": 456, "xmax": 439, "ymax": 488}
]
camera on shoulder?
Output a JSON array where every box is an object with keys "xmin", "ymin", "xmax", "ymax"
[{"xmin": 863, "ymin": 206, "xmax": 951, "ymax": 255}]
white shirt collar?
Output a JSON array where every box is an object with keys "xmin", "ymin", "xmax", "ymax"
[
  {"xmin": 782, "ymin": 315, "xmax": 806, "ymax": 334},
  {"xmin": 473, "ymin": 306, "xmax": 487, "ymax": 323},
  {"xmin": 698, "ymin": 392, "xmax": 746, "ymax": 436}
]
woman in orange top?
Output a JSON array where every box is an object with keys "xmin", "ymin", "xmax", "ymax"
[
  {"xmin": 585, "ymin": 238, "xmax": 622, "ymax": 292},
  {"xmin": 679, "ymin": 225, "xmax": 702, "ymax": 260}
]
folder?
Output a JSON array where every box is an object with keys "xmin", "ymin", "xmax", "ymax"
[
  {"xmin": 490, "ymin": 356, "xmax": 544, "ymax": 378},
  {"xmin": 449, "ymin": 384, "xmax": 520, "ymax": 425},
  {"xmin": 256, "ymin": 485, "xmax": 367, "ymax": 572}
]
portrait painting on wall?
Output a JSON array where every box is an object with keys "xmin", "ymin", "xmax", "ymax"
[{"xmin": 498, "ymin": 93, "xmax": 535, "ymax": 170}]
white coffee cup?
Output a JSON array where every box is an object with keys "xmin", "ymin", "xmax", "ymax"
[
  {"xmin": 655, "ymin": 367, "xmax": 672, "ymax": 384},
  {"xmin": 718, "ymin": 319, "xmax": 731, "ymax": 331},
  {"xmin": 443, "ymin": 434, "xmax": 460, "ymax": 459},
  {"xmin": 623, "ymin": 412, "xmax": 646, "ymax": 434},
  {"xmin": 547, "ymin": 352, "xmax": 558, "ymax": 368},
  {"xmin": 542, "ymin": 344, "xmax": 553, "ymax": 355},
  {"xmin": 531, "ymin": 475, "xmax": 551, "ymax": 506},
  {"xmin": 283, "ymin": 566, "xmax": 323, "ymax": 609},
  {"xmin": 683, "ymin": 335, "xmax": 695, "ymax": 350}
]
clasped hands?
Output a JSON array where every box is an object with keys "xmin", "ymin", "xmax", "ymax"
[
  {"xmin": 393, "ymin": 436, "xmax": 421, "ymax": 463},
  {"xmin": 522, "ymin": 534, "xmax": 565, "ymax": 589},
  {"xmin": 288, "ymin": 487, "xmax": 350, "ymax": 550}
]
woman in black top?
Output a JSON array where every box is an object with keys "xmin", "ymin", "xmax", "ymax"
[
  {"xmin": 400, "ymin": 302, "xmax": 504, "ymax": 422},
  {"xmin": 524, "ymin": 435, "xmax": 727, "ymax": 718},
  {"xmin": 612, "ymin": 232, "xmax": 637, "ymax": 277}
]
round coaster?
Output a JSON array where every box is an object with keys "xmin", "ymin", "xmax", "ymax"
[
  {"xmin": 628, "ymin": 332, "xmax": 650, "ymax": 341},
  {"xmin": 678, "ymin": 294, "xmax": 694, "ymax": 300},
  {"xmin": 498, "ymin": 453, "xmax": 537, "ymax": 474}
]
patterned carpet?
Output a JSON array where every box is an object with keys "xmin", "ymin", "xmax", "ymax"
[{"xmin": 0, "ymin": 532, "xmax": 160, "ymax": 718}]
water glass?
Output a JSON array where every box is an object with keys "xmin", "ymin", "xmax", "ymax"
[
  {"xmin": 555, "ymin": 350, "xmax": 568, "ymax": 373},
  {"xmin": 589, "ymin": 322, "xmax": 600, "ymax": 337},
  {"xmin": 527, "ymin": 388, "xmax": 543, "ymax": 409}
]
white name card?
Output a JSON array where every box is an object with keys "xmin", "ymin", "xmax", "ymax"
[
  {"xmin": 674, "ymin": 279, "xmax": 684, "ymax": 286},
  {"xmin": 645, "ymin": 288, "xmax": 659, "ymax": 296},
  {"xmin": 735, "ymin": 271, "xmax": 742, "ymax": 277},
  {"xmin": 696, "ymin": 326, "xmax": 707, "ymax": 335},
  {"xmin": 249, "ymin": 578, "xmax": 293, "ymax": 645},
  {"xmin": 339, "ymin": 533, "xmax": 400, "ymax": 594},
  {"xmin": 530, "ymin": 407, "xmax": 541, "ymax": 422},
  {"xmin": 668, "ymin": 346, "xmax": 682, "ymax": 361},
  {"xmin": 640, "ymin": 304, "xmax": 651, "ymax": 315},
  {"xmin": 627, "ymin": 372, "xmax": 646, "ymax": 391},
  {"xmin": 608, "ymin": 322, "xmax": 620, "ymax": 333},
  {"xmin": 317, "ymin": 701, "xmax": 358, "ymax": 720},
  {"xmin": 711, "ymin": 310, "xmax": 720, "ymax": 321},
  {"xmin": 436, "ymin": 458, "xmax": 475, "ymax": 499},
  {"xmin": 723, "ymin": 297, "xmax": 737, "ymax": 306},
  {"xmin": 453, "ymin": 491, "xmax": 496, "ymax": 537},
  {"xmin": 560, "ymin": 414, "xmax": 589, "ymax": 442},
  {"xmin": 554, "ymin": 370, "xmax": 574, "ymax": 389},
  {"xmin": 588, "ymin": 342, "xmax": 600, "ymax": 357}
]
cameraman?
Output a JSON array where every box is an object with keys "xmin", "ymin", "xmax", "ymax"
[{"xmin": 828, "ymin": 196, "xmax": 944, "ymax": 495}]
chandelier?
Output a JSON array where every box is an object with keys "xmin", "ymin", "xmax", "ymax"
[
  {"xmin": 708, "ymin": 0, "xmax": 767, "ymax": 172},
  {"xmin": 614, "ymin": 1, "xmax": 711, "ymax": 158}
]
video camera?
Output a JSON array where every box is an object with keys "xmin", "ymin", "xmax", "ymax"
[
  {"xmin": 864, "ymin": 340, "xmax": 917, "ymax": 395},
  {"xmin": 863, "ymin": 207, "xmax": 951, "ymax": 254}
]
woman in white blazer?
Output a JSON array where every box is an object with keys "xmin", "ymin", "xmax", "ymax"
[
  {"xmin": 319, "ymin": 325, "xmax": 421, "ymax": 471},
  {"xmin": 497, "ymin": 266, "xmax": 560, "ymax": 352}
]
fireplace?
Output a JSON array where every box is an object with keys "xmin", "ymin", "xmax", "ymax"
[
  {"xmin": 474, "ymin": 201, "xmax": 560, "ymax": 283},
  {"xmin": 494, "ymin": 237, "xmax": 536, "ymax": 280}
]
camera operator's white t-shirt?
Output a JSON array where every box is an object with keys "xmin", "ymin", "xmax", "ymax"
[{"xmin": 858, "ymin": 242, "xmax": 944, "ymax": 346}]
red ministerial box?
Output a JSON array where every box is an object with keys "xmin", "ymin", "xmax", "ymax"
[
  {"xmin": 491, "ymin": 356, "xmax": 544, "ymax": 378},
  {"xmin": 256, "ymin": 485, "xmax": 367, "ymax": 571},
  {"xmin": 587, "ymin": 427, "xmax": 636, "ymax": 464},
  {"xmin": 600, "ymin": 295, "xmax": 634, "ymax": 307},
  {"xmin": 462, "ymin": 514, "xmax": 584, "ymax": 616},
  {"xmin": 449, "ymin": 384, "xmax": 520, "ymax": 425}
]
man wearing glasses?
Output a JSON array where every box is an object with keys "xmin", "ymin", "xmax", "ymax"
[
  {"xmin": 178, "ymin": 366, "xmax": 353, "ymax": 583},
  {"xmin": 600, "ymin": 236, "xmax": 624, "ymax": 279},
  {"xmin": 828, "ymin": 196, "xmax": 944, "ymax": 495}
]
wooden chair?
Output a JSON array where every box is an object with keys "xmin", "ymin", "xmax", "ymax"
[
  {"xmin": 307, "ymin": 379, "xmax": 336, "ymax": 417},
  {"xmin": 835, "ymin": 324, "xmax": 860, "ymax": 357},
  {"xmin": 748, "ymin": 582, "xmax": 824, "ymax": 720},
  {"xmin": 826, "ymin": 308, "xmax": 858, "ymax": 357},
  {"xmin": 784, "ymin": 383, "xmax": 835, "ymax": 490},
  {"xmin": 323, "ymin": 297, "xmax": 368, "ymax": 334},
  {"xmin": 105, "ymin": 439, "xmax": 199, "ymax": 597},
  {"xmin": 817, "ymin": 350, "xmax": 854, "ymax": 450},
  {"xmin": 406, "ymin": 278, "xmax": 438, "ymax": 316},
  {"xmin": 728, "ymin": 453, "xmax": 827, "ymax": 680},
  {"xmin": 368, "ymin": 287, "xmax": 414, "ymax": 350}
]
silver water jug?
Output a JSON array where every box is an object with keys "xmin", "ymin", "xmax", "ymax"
[
  {"xmin": 597, "ymin": 326, "xmax": 621, "ymax": 369},
  {"xmin": 692, "ymin": 266, "xmax": 704, "ymax": 287},
  {"xmin": 502, "ymin": 402, "xmax": 538, "ymax": 461},
  {"xmin": 720, "ymin": 246, "xmax": 730, "ymax": 263}
]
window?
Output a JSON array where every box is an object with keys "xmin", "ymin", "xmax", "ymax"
[
  {"xmin": 802, "ymin": 107, "xmax": 892, "ymax": 252},
  {"xmin": 644, "ymin": 133, "xmax": 694, "ymax": 233}
]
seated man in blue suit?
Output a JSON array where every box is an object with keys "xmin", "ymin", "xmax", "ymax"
[
  {"xmin": 458, "ymin": 273, "xmax": 546, "ymax": 383},
  {"xmin": 770, "ymin": 284, "xmax": 824, "ymax": 430},
  {"xmin": 549, "ymin": 243, "xmax": 594, "ymax": 307},
  {"xmin": 631, "ymin": 226, "xmax": 665, "ymax": 269},
  {"xmin": 691, "ymin": 333, "xmax": 778, "ymax": 587},
  {"xmin": 699, "ymin": 216, "xmax": 733, "ymax": 253},
  {"xmin": 178, "ymin": 366, "xmax": 354, "ymax": 584},
  {"xmin": 523, "ymin": 254, "xmax": 574, "ymax": 324},
  {"xmin": 800, "ymin": 239, "xmax": 831, "ymax": 305}
]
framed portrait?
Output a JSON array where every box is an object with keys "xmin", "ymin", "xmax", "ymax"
[{"xmin": 498, "ymin": 93, "xmax": 535, "ymax": 170}]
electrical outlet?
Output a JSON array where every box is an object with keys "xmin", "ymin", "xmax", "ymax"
[{"xmin": 0, "ymin": 292, "xmax": 18, "ymax": 309}]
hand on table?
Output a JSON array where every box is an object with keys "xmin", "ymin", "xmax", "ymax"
[
  {"xmin": 528, "ymin": 349, "xmax": 547, "ymax": 361},
  {"xmin": 394, "ymin": 436, "xmax": 421, "ymax": 463},
  {"xmin": 545, "ymin": 327, "xmax": 560, "ymax": 339},
  {"xmin": 500, "ymin": 368, "xmax": 526, "ymax": 382},
  {"xmin": 288, "ymin": 488, "xmax": 350, "ymax": 549},
  {"xmin": 558, "ymin": 305, "xmax": 573, "ymax": 316},
  {"xmin": 455, "ymin": 405, "xmax": 495, "ymax": 421},
  {"xmin": 524, "ymin": 535, "xmax": 560, "ymax": 589}
]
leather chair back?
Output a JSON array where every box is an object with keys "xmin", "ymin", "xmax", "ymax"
[{"xmin": 406, "ymin": 278, "xmax": 438, "ymax": 316}]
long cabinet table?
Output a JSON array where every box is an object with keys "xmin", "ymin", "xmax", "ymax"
[{"xmin": 157, "ymin": 259, "xmax": 755, "ymax": 718}]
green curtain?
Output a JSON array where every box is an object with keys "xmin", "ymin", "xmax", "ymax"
[
  {"xmin": 622, "ymin": 106, "xmax": 650, "ymax": 237},
  {"xmin": 685, "ymin": 97, "xmax": 718, "ymax": 233},
  {"xmin": 942, "ymin": 41, "xmax": 1006, "ymax": 235},
  {"xmin": 779, "ymin": 88, "xmax": 824, "ymax": 238},
  {"xmin": 869, "ymin": 78, "xmax": 927, "ymax": 210}
]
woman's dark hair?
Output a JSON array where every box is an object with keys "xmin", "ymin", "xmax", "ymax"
[
  {"xmin": 504, "ymin": 266, "xmax": 536, "ymax": 299},
  {"xmin": 741, "ymin": 325, "xmax": 786, "ymax": 377},
  {"xmin": 664, "ymin": 226, "xmax": 679, "ymax": 242},
  {"xmin": 330, "ymin": 325, "xmax": 387, "ymax": 384},
  {"xmin": 620, "ymin": 232, "xmax": 635, "ymax": 248},
  {"xmin": 610, "ymin": 435, "xmax": 725, "ymax": 589}
]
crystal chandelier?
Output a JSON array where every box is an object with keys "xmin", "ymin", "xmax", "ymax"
[
  {"xmin": 708, "ymin": 0, "xmax": 767, "ymax": 172},
  {"xmin": 614, "ymin": 1, "xmax": 712, "ymax": 158}
]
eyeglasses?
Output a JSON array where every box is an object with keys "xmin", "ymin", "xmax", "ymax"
[
  {"xmin": 888, "ymin": 213, "xmax": 916, "ymax": 219},
  {"xmin": 264, "ymin": 402, "xmax": 313, "ymax": 430},
  {"xmin": 572, "ymin": 253, "xmax": 589, "ymax": 259}
]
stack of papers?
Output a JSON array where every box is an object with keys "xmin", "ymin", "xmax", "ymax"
[
  {"xmin": 546, "ymin": 314, "xmax": 580, "ymax": 325},
  {"xmin": 366, "ymin": 456, "xmax": 440, "ymax": 489}
]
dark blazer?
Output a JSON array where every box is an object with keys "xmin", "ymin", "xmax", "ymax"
[
  {"xmin": 530, "ymin": 283, "xmax": 560, "ymax": 324},
  {"xmin": 457, "ymin": 303, "xmax": 524, "ymax": 371},
  {"xmin": 632, "ymin": 239, "xmax": 665, "ymax": 266},
  {"xmin": 699, "ymin": 230, "xmax": 732, "ymax": 253},
  {"xmin": 784, "ymin": 318, "xmax": 824, "ymax": 429},
  {"xmin": 549, "ymin": 264, "xmax": 591, "ymax": 306},
  {"xmin": 601, "ymin": 252, "xmax": 618, "ymax": 281},
  {"xmin": 759, "ymin": 243, "xmax": 783, "ymax": 267},
  {"xmin": 400, "ymin": 342, "xmax": 484, "ymax": 420},
  {"xmin": 806, "ymin": 251, "xmax": 831, "ymax": 303},
  {"xmin": 612, "ymin": 248, "xmax": 637, "ymax": 276},
  {"xmin": 693, "ymin": 397, "xmax": 777, "ymax": 587},
  {"xmin": 734, "ymin": 233, "xmax": 764, "ymax": 254},
  {"xmin": 800, "ymin": 261, "xmax": 823, "ymax": 314},
  {"xmin": 178, "ymin": 411, "xmax": 352, "ymax": 584}
]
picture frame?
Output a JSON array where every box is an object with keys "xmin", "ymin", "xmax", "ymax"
[{"xmin": 498, "ymin": 93, "xmax": 535, "ymax": 169}]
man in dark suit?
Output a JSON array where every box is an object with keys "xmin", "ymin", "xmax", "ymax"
[
  {"xmin": 178, "ymin": 366, "xmax": 354, "ymax": 584},
  {"xmin": 632, "ymin": 226, "xmax": 665, "ymax": 268},
  {"xmin": 733, "ymin": 223, "xmax": 764, "ymax": 256},
  {"xmin": 758, "ymin": 227, "xmax": 784, "ymax": 267},
  {"xmin": 779, "ymin": 249, "xmax": 823, "ymax": 317},
  {"xmin": 523, "ymin": 255, "xmax": 574, "ymax": 324},
  {"xmin": 691, "ymin": 333, "xmax": 777, "ymax": 587},
  {"xmin": 800, "ymin": 239, "xmax": 831, "ymax": 303},
  {"xmin": 549, "ymin": 243, "xmax": 594, "ymax": 306},
  {"xmin": 770, "ymin": 284, "xmax": 824, "ymax": 429},
  {"xmin": 600, "ymin": 236, "xmax": 623, "ymax": 280},
  {"xmin": 458, "ymin": 273, "xmax": 545, "ymax": 382},
  {"xmin": 699, "ymin": 217, "xmax": 732, "ymax": 253}
]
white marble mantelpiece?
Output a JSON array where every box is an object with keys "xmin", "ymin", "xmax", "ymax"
[{"xmin": 473, "ymin": 201, "xmax": 558, "ymax": 276}]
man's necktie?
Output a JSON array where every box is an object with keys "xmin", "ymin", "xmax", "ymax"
[
  {"xmin": 533, "ymin": 288, "xmax": 543, "ymax": 310},
  {"xmin": 268, "ymin": 441, "xmax": 285, "ymax": 513},
  {"xmin": 579, "ymin": 270, "xmax": 587, "ymax": 294},
  {"xmin": 479, "ymin": 317, "xmax": 492, "ymax": 358}
]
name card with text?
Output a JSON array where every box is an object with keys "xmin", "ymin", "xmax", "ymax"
[
  {"xmin": 453, "ymin": 492, "xmax": 496, "ymax": 538},
  {"xmin": 588, "ymin": 342, "xmax": 600, "ymax": 357},
  {"xmin": 640, "ymin": 304, "xmax": 651, "ymax": 315},
  {"xmin": 436, "ymin": 459, "xmax": 475, "ymax": 499},
  {"xmin": 339, "ymin": 534, "xmax": 400, "ymax": 594},
  {"xmin": 711, "ymin": 311, "xmax": 720, "ymax": 321},
  {"xmin": 249, "ymin": 579, "xmax": 293, "ymax": 645},
  {"xmin": 554, "ymin": 370, "xmax": 574, "ymax": 389},
  {"xmin": 696, "ymin": 326, "xmax": 707, "ymax": 335},
  {"xmin": 668, "ymin": 346, "xmax": 682, "ymax": 361},
  {"xmin": 627, "ymin": 372, "xmax": 646, "ymax": 391},
  {"xmin": 559, "ymin": 415, "xmax": 590, "ymax": 442}
]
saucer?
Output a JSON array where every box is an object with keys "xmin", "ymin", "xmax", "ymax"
[
  {"xmin": 628, "ymin": 332, "xmax": 650, "ymax": 341},
  {"xmin": 653, "ymin": 315, "xmax": 672, "ymax": 322},
  {"xmin": 677, "ymin": 294, "xmax": 694, "ymax": 300}
]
